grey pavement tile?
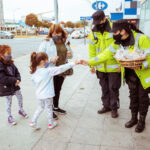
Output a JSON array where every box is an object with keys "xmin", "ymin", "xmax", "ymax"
[
  {"xmin": 77, "ymin": 115, "xmax": 104, "ymax": 130},
  {"xmin": 82, "ymin": 104, "xmax": 106, "ymax": 119},
  {"xmin": 118, "ymin": 109, "xmax": 130, "ymax": 119},
  {"xmin": 32, "ymin": 140, "xmax": 67, "ymax": 150},
  {"xmin": 64, "ymin": 103, "xmax": 84, "ymax": 117},
  {"xmin": 101, "ymin": 130, "xmax": 134, "ymax": 148},
  {"xmin": 133, "ymin": 145, "xmax": 150, "ymax": 150},
  {"xmin": 66, "ymin": 143, "xmax": 100, "ymax": 150},
  {"xmin": 40, "ymin": 125, "xmax": 74, "ymax": 143},
  {"xmin": 103, "ymin": 117, "xmax": 131, "ymax": 133},
  {"xmin": 132, "ymin": 132, "xmax": 150, "ymax": 149},
  {"xmin": 100, "ymin": 145, "xmax": 133, "ymax": 150},
  {"xmin": 57, "ymin": 114, "xmax": 79, "ymax": 128},
  {"xmin": 70, "ymin": 127, "xmax": 104, "ymax": 145}
]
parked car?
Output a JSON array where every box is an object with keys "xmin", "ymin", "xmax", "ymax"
[
  {"xmin": 64, "ymin": 28, "xmax": 74, "ymax": 34},
  {"xmin": 71, "ymin": 31, "xmax": 81, "ymax": 39},
  {"xmin": 0, "ymin": 31, "xmax": 15, "ymax": 39}
]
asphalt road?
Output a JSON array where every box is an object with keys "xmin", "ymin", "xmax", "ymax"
[{"xmin": 0, "ymin": 37, "xmax": 86, "ymax": 58}]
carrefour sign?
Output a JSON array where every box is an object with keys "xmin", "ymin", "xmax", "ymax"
[{"xmin": 92, "ymin": 1, "xmax": 108, "ymax": 11}]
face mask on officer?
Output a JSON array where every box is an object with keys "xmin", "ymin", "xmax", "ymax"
[
  {"xmin": 113, "ymin": 29, "xmax": 125, "ymax": 44},
  {"xmin": 113, "ymin": 33, "xmax": 122, "ymax": 43},
  {"xmin": 96, "ymin": 18, "xmax": 107, "ymax": 30}
]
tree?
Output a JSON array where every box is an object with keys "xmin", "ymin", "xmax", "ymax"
[
  {"xmin": 25, "ymin": 13, "xmax": 38, "ymax": 27},
  {"xmin": 66, "ymin": 21, "xmax": 75, "ymax": 28},
  {"xmin": 42, "ymin": 21, "xmax": 52, "ymax": 28},
  {"xmin": 37, "ymin": 21, "xmax": 43, "ymax": 27},
  {"xmin": 75, "ymin": 22, "xmax": 82, "ymax": 28}
]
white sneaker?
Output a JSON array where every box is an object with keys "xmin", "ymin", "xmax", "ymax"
[
  {"xmin": 48, "ymin": 121, "xmax": 57, "ymax": 129},
  {"xmin": 29, "ymin": 121, "xmax": 37, "ymax": 128}
]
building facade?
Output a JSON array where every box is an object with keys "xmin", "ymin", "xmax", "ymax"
[
  {"xmin": 110, "ymin": 0, "xmax": 140, "ymax": 26},
  {"xmin": 139, "ymin": 0, "xmax": 150, "ymax": 36},
  {"xmin": 0, "ymin": 0, "xmax": 4, "ymax": 26}
]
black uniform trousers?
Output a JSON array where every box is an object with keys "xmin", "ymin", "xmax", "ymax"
[
  {"xmin": 125, "ymin": 69, "xmax": 149, "ymax": 116},
  {"xmin": 96, "ymin": 71, "xmax": 121, "ymax": 110},
  {"xmin": 53, "ymin": 75, "xmax": 65, "ymax": 108}
]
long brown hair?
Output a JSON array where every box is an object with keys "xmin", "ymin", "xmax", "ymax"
[
  {"xmin": 46, "ymin": 24, "xmax": 68, "ymax": 43},
  {"xmin": 0, "ymin": 45, "xmax": 13, "ymax": 65},
  {"xmin": 30, "ymin": 52, "xmax": 48, "ymax": 74}
]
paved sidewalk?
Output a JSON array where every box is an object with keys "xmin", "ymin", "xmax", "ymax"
[{"xmin": 0, "ymin": 45, "xmax": 150, "ymax": 150}]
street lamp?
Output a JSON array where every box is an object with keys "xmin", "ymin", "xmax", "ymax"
[
  {"xmin": 54, "ymin": 0, "xmax": 58, "ymax": 23},
  {"xmin": 13, "ymin": 8, "xmax": 20, "ymax": 24}
]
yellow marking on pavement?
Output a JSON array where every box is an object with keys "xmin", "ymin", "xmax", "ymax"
[
  {"xmin": 15, "ymin": 35, "xmax": 46, "ymax": 38},
  {"xmin": 71, "ymin": 45, "xmax": 77, "ymax": 48}
]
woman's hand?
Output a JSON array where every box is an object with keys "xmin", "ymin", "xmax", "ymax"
[
  {"xmin": 51, "ymin": 56, "xmax": 59, "ymax": 64},
  {"xmin": 90, "ymin": 68, "xmax": 96, "ymax": 74},
  {"xmin": 15, "ymin": 80, "xmax": 20, "ymax": 86},
  {"xmin": 67, "ymin": 51, "xmax": 72, "ymax": 58},
  {"xmin": 80, "ymin": 60, "xmax": 89, "ymax": 66}
]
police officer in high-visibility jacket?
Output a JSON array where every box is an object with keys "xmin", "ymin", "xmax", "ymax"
[
  {"xmin": 81, "ymin": 20, "xmax": 150, "ymax": 133},
  {"xmin": 89, "ymin": 10, "xmax": 121, "ymax": 118}
]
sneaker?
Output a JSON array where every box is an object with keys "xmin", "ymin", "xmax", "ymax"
[
  {"xmin": 29, "ymin": 121, "xmax": 37, "ymax": 128},
  {"xmin": 53, "ymin": 112, "xmax": 58, "ymax": 120},
  {"xmin": 48, "ymin": 121, "xmax": 57, "ymax": 129},
  {"xmin": 8, "ymin": 116, "xmax": 17, "ymax": 126},
  {"xmin": 18, "ymin": 110, "xmax": 29, "ymax": 118},
  {"xmin": 53, "ymin": 108, "xmax": 66, "ymax": 114}
]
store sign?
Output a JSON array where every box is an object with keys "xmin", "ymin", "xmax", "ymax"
[{"xmin": 92, "ymin": 1, "xmax": 108, "ymax": 11}]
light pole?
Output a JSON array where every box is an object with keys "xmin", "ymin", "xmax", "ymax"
[
  {"xmin": 96, "ymin": 0, "xmax": 98, "ymax": 10},
  {"xmin": 54, "ymin": 0, "xmax": 58, "ymax": 23},
  {"xmin": 13, "ymin": 8, "xmax": 20, "ymax": 24}
]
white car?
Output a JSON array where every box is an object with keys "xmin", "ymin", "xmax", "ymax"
[
  {"xmin": 71, "ymin": 31, "xmax": 81, "ymax": 39},
  {"xmin": 0, "ymin": 31, "xmax": 15, "ymax": 39}
]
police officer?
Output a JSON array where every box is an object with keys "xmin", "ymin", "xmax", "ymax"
[
  {"xmin": 82, "ymin": 20, "xmax": 150, "ymax": 133},
  {"xmin": 89, "ymin": 10, "xmax": 121, "ymax": 118}
]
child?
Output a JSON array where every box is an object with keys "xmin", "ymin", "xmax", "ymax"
[
  {"xmin": 0, "ymin": 45, "xmax": 28, "ymax": 126},
  {"xmin": 29, "ymin": 52, "xmax": 79, "ymax": 129}
]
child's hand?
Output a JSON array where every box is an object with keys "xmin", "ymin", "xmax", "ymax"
[
  {"xmin": 51, "ymin": 56, "xmax": 59, "ymax": 64},
  {"xmin": 74, "ymin": 60, "xmax": 80, "ymax": 65},
  {"xmin": 90, "ymin": 68, "xmax": 96, "ymax": 74},
  {"xmin": 15, "ymin": 80, "xmax": 20, "ymax": 86},
  {"xmin": 67, "ymin": 51, "xmax": 72, "ymax": 58},
  {"xmin": 80, "ymin": 60, "xmax": 89, "ymax": 66}
]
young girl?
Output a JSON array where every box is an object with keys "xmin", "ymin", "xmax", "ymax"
[
  {"xmin": 29, "ymin": 52, "xmax": 79, "ymax": 129},
  {"xmin": 0, "ymin": 45, "xmax": 28, "ymax": 126}
]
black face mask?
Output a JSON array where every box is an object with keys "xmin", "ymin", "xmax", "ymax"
[
  {"xmin": 96, "ymin": 22, "xmax": 107, "ymax": 33},
  {"xmin": 97, "ymin": 23, "xmax": 105, "ymax": 29},
  {"xmin": 113, "ymin": 33, "xmax": 122, "ymax": 44},
  {"xmin": 52, "ymin": 35, "xmax": 63, "ymax": 41}
]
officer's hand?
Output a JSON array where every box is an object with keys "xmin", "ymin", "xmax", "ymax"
[
  {"xmin": 80, "ymin": 60, "xmax": 88, "ymax": 66},
  {"xmin": 90, "ymin": 68, "xmax": 96, "ymax": 74}
]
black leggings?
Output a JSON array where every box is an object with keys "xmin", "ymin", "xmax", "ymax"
[{"xmin": 53, "ymin": 75, "xmax": 65, "ymax": 108}]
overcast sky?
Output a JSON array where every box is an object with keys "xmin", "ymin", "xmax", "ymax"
[{"xmin": 3, "ymin": 0, "xmax": 122, "ymax": 22}]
